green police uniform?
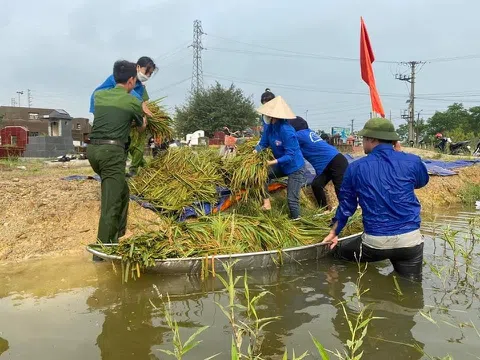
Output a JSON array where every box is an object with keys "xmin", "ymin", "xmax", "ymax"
[
  {"xmin": 128, "ymin": 86, "xmax": 149, "ymax": 175},
  {"xmin": 87, "ymin": 86, "xmax": 144, "ymax": 243}
]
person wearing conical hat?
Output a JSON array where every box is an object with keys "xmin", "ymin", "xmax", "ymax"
[
  {"xmin": 322, "ymin": 117, "xmax": 429, "ymax": 280},
  {"xmin": 255, "ymin": 96, "xmax": 306, "ymax": 219}
]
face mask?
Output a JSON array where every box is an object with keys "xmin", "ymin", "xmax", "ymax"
[
  {"xmin": 137, "ymin": 71, "xmax": 150, "ymax": 83},
  {"xmin": 263, "ymin": 115, "xmax": 272, "ymax": 124}
]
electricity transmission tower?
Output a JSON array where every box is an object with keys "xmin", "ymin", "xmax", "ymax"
[
  {"xmin": 190, "ymin": 20, "xmax": 205, "ymax": 94},
  {"xmin": 395, "ymin": 61, "xmax": 426, "ymax": 145},
  {"xmin": 27, "ymin": 89, "xmax": 33, "ymax": 108}
]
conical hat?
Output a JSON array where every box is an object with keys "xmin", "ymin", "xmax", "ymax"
[{"xmin": 257, "ymin": 96, "xmax": 296, "ymax": 120}]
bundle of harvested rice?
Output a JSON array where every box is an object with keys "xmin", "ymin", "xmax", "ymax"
[
  {"xmin": 129, "ymin": 147, "xmax": 225, "ymax": 212},
  {"xmin": 222, "ymin": 139, "xmax": 273, "ymax": 202},
  {"xmin": 99, "ymin": 210, "xmax": 363, "ymax": 281},
  {"xmin": 131, "ymin": 98, "xmax": 173, "ymax": 144}
]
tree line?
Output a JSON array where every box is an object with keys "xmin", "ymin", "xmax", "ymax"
[
  {"xmin": 396, "ymin": 103, "xmax": 480, "ymax": 143},
  {"xmin": 172, "ymin": 82, "xmax": 480, "ymax": 144}
]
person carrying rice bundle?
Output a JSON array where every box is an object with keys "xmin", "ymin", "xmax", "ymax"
[
  {"xmin": 254, "ymin": 96, "xmax": 306, "ymax": 220},
  {"xmin": 87, "ymin": 60, "xmax": 147, "ymax": 251},
  {"xmin": 89, "ymin": 56, "xmax": 157, "ymax": 177}
]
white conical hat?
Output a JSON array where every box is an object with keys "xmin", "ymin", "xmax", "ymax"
[{"xmin": 257, "ymin": 96, "xmax": 296, "ymax": 120}]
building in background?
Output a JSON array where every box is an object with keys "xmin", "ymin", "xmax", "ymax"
[{"xmin": 0, "ymin": 106, "xmax": 91, "ymax": 145}]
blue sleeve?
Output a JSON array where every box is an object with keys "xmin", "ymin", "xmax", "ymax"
[
  {"xmin": 130, "ymin": 89, "xmax": 143, "ymax": 102},
  {"xmin": 89, "ymin": 75, "xmax": 116, "ymax": 113},
  {"xmin": 255, "ymin": 124, "xmax": 270, "ymax": 152},
  {"xmin": 415, "ymin": 160, "xmax": 429, "ymax": 189},
  {"xmin": 333, "ymin": 166, "xmax": 358, "ymax": 235},
  {"xmin": 276, "ymin": 127, "xmax": 298, "ymax": 165}
]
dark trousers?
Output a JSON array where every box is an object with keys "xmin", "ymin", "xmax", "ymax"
[
  {"xmin": 266, "ymin": 166, "xmax": 306, "ymax": 219},
  {"xmin": 333, "ymin": 235, "xmax": 424, "ymax": 280},
  {"xmin": 311, "ymin": 153, "xmax": 349, "ymax": 208},
  {"xmin": 87, "ymin": 144, "xmax": 129, "ymax": 243}
]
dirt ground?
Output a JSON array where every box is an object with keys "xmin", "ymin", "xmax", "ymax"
[
  {"xmin": 0, "ymin": 160, "xmax": 158, "ymax": 263},
  {"xmin": 1, "ymin": 157, "xmax": 479, "ymax": 263}
]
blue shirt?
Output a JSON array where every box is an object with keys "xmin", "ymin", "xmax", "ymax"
[
  {"xmin": 255, "ymin": 120, "xmax": 304, "ymax": 175},
  {"xmin": 334, "ymin": 144, "xmax": 429, "ymax": 236},
  {"xmin": 296, "ymin": 129, "xmax": 339, "ymax": 175},
  {"xmin": 89, "ymin": 75, "xmax": 145, "ymax": 113}
]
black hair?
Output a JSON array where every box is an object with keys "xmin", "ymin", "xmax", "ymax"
[
  {"xmin": 364, "ymin": 137, "xmax": 395, "ymax": 144},
  {"xmin": 288, "ymin": 116, "xmax": 309, "ymax": 132},
  {"xmin": 113, "ymin": 60, "xmax": 137, "ymax": 84},
  {"xmin": 137, "ymin": 56, "xmax": 157, "ymax": 74},
  {"xmin": 260, "ymin": 88, "xmax": 275, "ymax": 104}
]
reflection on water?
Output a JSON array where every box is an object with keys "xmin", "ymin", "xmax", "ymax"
[{"xmin": 0, "ymin": 211, "xmax": 479, "ymax": 359}]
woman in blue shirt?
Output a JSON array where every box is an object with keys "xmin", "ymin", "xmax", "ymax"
[
  {"xmin": 289, "ymin": 116, "xmax": 349, "ymax": 210},
  {"xmin": 90, "ymin": 56, "xmax": 157, "ymax": 176},
  {"xmin": 255, "ymin": 96, "xmax": 306, "ymax": 219}
]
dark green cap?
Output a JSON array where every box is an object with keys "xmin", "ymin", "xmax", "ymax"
[{"xmin": 358, "ymin": 117, "xmax": 400, "ymax": 141}]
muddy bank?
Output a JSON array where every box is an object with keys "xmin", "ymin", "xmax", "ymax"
[
  {"xmin": 0, "ymin": 164, "xmax": 479, "ymax": 263},
  {"xmin": 0, "ymin": 170, "xmax": 159, "ymax": 263}
]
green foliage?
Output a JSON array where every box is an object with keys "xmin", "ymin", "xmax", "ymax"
[
  {"xmin": 175, "ymin": 82, "xmax": 259, "ymax": 137},
  {"xmin": 458, "ymin": 183, "xmax": 480, "ymax": 205},
  {"xmin": 426, "ymin": 103, "xmax": 480, "ymax": 138}
]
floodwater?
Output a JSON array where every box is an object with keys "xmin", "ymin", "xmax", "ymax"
[{"xmin": 0, "ymin": 210, "xmax": 479, "ymax": 360}]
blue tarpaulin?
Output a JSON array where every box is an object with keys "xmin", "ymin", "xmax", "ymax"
[{"xmin": 305, "ymin": 155, "xmax": 480, "ymax": 178}]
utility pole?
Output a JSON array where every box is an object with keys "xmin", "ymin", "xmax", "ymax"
[
  {"xmin": 190, "ymin": 20, "xmax": 205, "ymax": 94},
  {"xmin": 27, "ymin": 89, "xmax": 33, "ymax": 108},
  {"xmin": 16, "ymin": 91, "xmax": 24, "ymax": 107},
  {"xmin": 416, "ymin": 110, "xmax": 423, "ymax": 145},
  {"xmin": 395, "ymin": 61, "xmax": 425, "ymax": 145},
  {"xmin": 350, "ymin": 119, "xmax": 354, "ymax": 134}
]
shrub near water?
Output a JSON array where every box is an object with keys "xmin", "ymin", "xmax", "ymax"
[{"xmin": 458, "ymin": 183, "xmax": 480, "ymax": 205}]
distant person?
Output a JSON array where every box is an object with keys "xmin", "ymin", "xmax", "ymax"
[
  {"xmin": 255, "ymin": 96, "xmax": 306, "ymax": 220},
  {"xmin": 90, "ymin": 56, "xmax": 157, "ymax": 177},
  {"xmin": 87, "ymin": 60, "xmax": 147, "ymax": 251},
  {"xmin": 322, "ymin": 118, "xmax": 429, "ymax": 279},
  {"xmin": 289, "ymin": 116, "xmax": 349, "ymax": 210}
]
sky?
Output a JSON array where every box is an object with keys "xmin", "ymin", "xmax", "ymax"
[{"xmin": 1, "ymin": 0, "xmax": 480, "ymax": 133}]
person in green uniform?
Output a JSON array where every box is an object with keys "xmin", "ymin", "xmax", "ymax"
[
  {"xmin": 89, "ymin": 56, "xmax": 157, "ymax": 177},
  {"xmin": 87, "ymin": 60, "xmax": 147, "ymax": 246}
]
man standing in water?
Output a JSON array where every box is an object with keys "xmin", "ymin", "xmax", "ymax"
[
  {"xmin": 87, "ymin": 60, "xmax": 147, "ymax": 247},
  {"xmin": 322, "ymin": 118, "xmax": 429, "ymax": 279}
]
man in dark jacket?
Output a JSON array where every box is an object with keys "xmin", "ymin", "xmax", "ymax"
[
  {"xmin": 289, "ymin": 116, "xmax": 349, "ymax": 209},
  {"xmin": 322, "ymin": 118, "xmax": 429, "ymax": 279}
]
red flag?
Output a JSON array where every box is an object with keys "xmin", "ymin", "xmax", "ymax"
[{"xmin": 360, "ymin": 17, "xmax": 385, "ymax": 118}]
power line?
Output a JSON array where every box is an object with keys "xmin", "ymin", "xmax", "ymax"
[
  {"xmin": 208, "ymin": 46, "xmax": 398, "ymax": 63},
  {"xmin": 149, "ymin": 77, "xmax": 192, "ymax": 96},
  {"xmin": 154, "ymin": 41, "xmax": 191, "ymax": 62},
  {"xmin": 207, "ymin": 33, "xmax": 480, "ymax": 65},
  {"xmin": 206, "ymin": 33, "xmax": 398, "ymax": 63},
  {"xmin": 204, "ymin": 72, "xmax": 407, "ymax": 98},
  {"xmin": 425, "ymin": 54, "xmax": 480, "ymax": 63}
]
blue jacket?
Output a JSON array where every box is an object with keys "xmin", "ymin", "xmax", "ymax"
[
  {"xmin": 89, "ymin": 75, "xmax": 145, "ymax": 113},
  {"xmin": 334, "ymin": 144, "xmax": 429, "ymax": 236},
  {"xmin": 255, "ymin": 120, "xmax": 304, "ymax": 175},
  {"xmin": 296, "ymin": 129, "xmax": 339, "ymax": 175}
]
